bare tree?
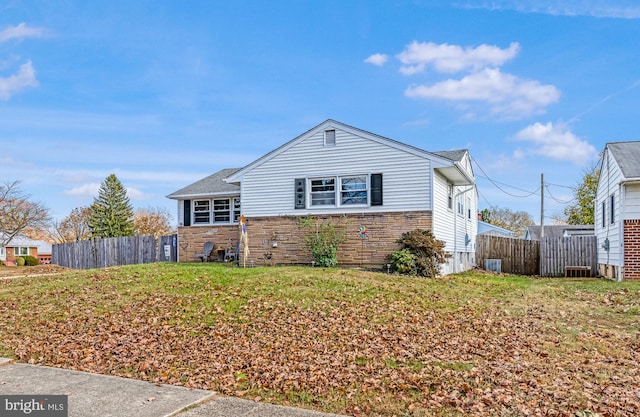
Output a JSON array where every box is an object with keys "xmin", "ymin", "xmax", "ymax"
[
  {"xmin": 134, "ymin": 206, "xmax": 174, "ymax": 238},
  {"xmin": 51, "ymin": 206, "xmax": 92, "ymax": 242},
  {"xmin": 0, "ymin": 180, "xmax": 51, "ymax": 246},
  {"xmin": 483, "ymin": 206, "xmax": 536, "ymax": 238}
]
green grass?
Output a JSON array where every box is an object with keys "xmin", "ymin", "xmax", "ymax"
[{"xmin": 1, "ymin": 263, "xmax": 639, "ymax": 416}]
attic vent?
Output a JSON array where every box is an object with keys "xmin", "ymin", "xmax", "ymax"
[{"xmin": 324, "ymin": 129, "xmax": 336, "ymax": 146}]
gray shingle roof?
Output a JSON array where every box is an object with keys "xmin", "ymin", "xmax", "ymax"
[
  {"xmin": 525, "ymin": 225, "xmax": 594, "ymax": 240},
  {"xmin": 166, "ymin": 168, "xmax": 240, "ymax": 199},
  {"xmin": 432, "ymin": 149, "xmax": 467, "ymax": 162},
  {"xmin": 608, "ymin": 141, "xmax": 640, "ymax": 179}
]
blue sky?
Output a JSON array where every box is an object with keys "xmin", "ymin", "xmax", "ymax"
[{"xmin": 1, "ymin": 1, "xmax": 639, "ymax": 225}]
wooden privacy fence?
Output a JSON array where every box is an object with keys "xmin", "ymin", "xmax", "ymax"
[
  {"xmin": 52, "ymin": 234, "xmax": 177, "ymax": 270},
  {"xmin": 476, "ymin": 235, "xmax": 539, "ymax": 275},
  {"xmin": 540, "ymin": 235, "xmax": 597, "ymax": 277},
  {"xmin": 476, "ymin": 234, "xmax": 598, "ymax": 277}
]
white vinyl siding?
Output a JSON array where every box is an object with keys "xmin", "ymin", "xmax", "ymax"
[
  {"xmin": 624, "ymin": 184, "xmax": 640, "ymax": 218},
  {"xmin": 239, "ymin": 127, "xmax": 432, "ymax": 216},
  {"xmin": 432, "ymin": 173, "xmax": 455, "ymax": 253},
  {"xmin": 595, "ymin": 149, "xmax": 623, "ymax": 267}
]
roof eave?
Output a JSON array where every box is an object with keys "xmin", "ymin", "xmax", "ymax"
[{"xmin": 166, "ymin": 191, "xmax": 241, "ymax": 200}]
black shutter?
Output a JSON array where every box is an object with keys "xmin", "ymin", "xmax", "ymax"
[
  {"xmin": 371, "ymin": 174, "xmax": 383, "ymax": 206},
  {"xmin": 183, "ymin": 200, "xmax": 191, "ymax": 226},
  {"xmin": 295, "ymin": 178, "xmax": 306, "ymax": 209}
]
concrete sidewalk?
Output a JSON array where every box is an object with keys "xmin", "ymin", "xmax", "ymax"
[{"xmin": 0, "ymin": 359, "xmax": 345, "ymax": 417}]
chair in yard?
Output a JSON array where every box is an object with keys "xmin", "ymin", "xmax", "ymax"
[{"xmin": 193, "ymin": 241, "xmax": 215, "ymax": 262}]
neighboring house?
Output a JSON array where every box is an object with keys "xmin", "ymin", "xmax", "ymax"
[
  {"xmin": 167, "ymin": 119, "xmax": 478, "ymax": 274},
  {"xmin": 595, "ymin": 141, "xmax": 640, "ymax": 281},
  {"xmin": 0, "ymin": 233, "xmax": 52, "ymax": 265},
  {"xmin": 478, "ymin": 220, "xmax": 515, "ymax": 238},
  {"xmin": 524, "ymin": 225, "xmax": 595, "ymax": 240}
]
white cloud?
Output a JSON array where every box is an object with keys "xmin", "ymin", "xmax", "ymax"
[
  {"xmin": 63, "ymin": 182, "xmax": 150, "ymax": 201},
  {"xmin": 0, "ymin": 23, "xmax": 47, "ymax": 43},
  {"xmin": 511, "ymin": 122, "xmax": 598, "ymax": 165},
  {"xmin": 64, "ymin": 183, "xmax": 101, "ymax": 198},
  {"xmin": 364, "ymin": 53, "xmax": 389, "ymax": 66},
  {"xmin": 0, "ymin": 60, "xmax": 38, "ymax": 100},
  {"xmin": 126, "ymin": 186, "xmax": 150, "ymax": 201},
  {"xmin": 397, "ymin": 41, "xmax": 520, "ymax": 74},
  {"xmin": 460, "ymin": 1, "xmax": 640, "ymax": 19},
  {"xmin": 405, "ymin": 68, "xmax": 560, "ymax": 119}
]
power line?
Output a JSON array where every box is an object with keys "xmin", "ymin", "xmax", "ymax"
[
  {"xmin": 545, "ymin": 181, "xmax": 575, "ymax": 190},
  {"xmin": 545, "ymin": 183, "xmax": 575, "ymax": 204},
  {"xmin": 472, "ymin": 157, "xmax": 540, "ymax": 198}
]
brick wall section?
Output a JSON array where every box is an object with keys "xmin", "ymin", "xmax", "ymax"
[
  {"xmin": 177, "ymin": 225, "xmax": 239, "ymax": 262},
  {"xmin": 624, "ymin": 219, "xmax": 640, "ymax": 281},
  {"xmin": 241, "ymin": 211, "xmax": 433, "ymax": 268},
  {"xmin": 5, "ymin": 247, "xmax": 38, "ymax": 263},
  {"xmin": 177, "ymin": 211, "xmax": 433, "ymax": 267}
]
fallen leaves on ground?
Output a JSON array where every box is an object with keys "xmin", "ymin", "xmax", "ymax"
[{"xmin": 1, "ymin": 265, "xmax": 639, "ymax": 416}]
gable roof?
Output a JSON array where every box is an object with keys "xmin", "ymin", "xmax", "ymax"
[
  {"xmin": 0, "ymin": 233, "xmax": 52, "ymax": 254},
  {"xmin": 225, "ymin": 119, "xmax": 473, "ymax": 185},
  {"xmin": 477, "ymin": 220, "xmax": 515, "ymax": 237},
  {"xmin": 607, "ymin": 141, "xmax": 640, "ymax": 180},
  {"xmin": 166, "ymin": 168, "xmax": 240, "ymax": 199}
]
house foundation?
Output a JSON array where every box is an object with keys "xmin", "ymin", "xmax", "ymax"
[{"xmin": 177, "ymin": 211, "xmax": 435, "ymax": 268}]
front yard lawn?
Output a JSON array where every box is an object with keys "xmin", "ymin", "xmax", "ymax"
[{"xmin": 1, "ymin": 263, "xmax": 639, "ymax": 416}]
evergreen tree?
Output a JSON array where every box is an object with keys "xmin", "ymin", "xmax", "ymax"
[{"xmin": 88, "ymin": 174, "xmax": 135, "ymax": 237}]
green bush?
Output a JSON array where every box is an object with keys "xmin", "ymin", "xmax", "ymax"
[
  {"xmin": 23, "ymin": 255, "xmax": 39, "ymax": 266},
  {"xmin": 389, "ymin": 229, "xmax": 447, "ymax": 277},
  {"xmin": 389, "ymin": 248, "xmax": 416, "ymax": 275},
  {"xmin": 298, "ymin": 216, "xmax": 346, "ymax": 267},
  {"xmin": 16, "ymin": 257, "xmax": 26, "ymax": 266}
]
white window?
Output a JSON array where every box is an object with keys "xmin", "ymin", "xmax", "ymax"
[
  {"xmin": 233, "ymin": 197, "xmax": 241, "ymax": 222},
  {"xmin": 310, "ymin": 175, "xmax": 371, "ymax": 207},
  {"xmin": 214, "ymin": 199, "xmax": 230, "ymax": 222},
  {"xmin": 14, "ymin": 247, "xmax": 29, "ymax": 256},
  {"xmin": 457, "ymin": 197, "xmax": 464, "ymax": 216},
  {"xmin": 340, "ymin": 176, "xmax": 368, "ymax": 205},
  {"xmin": 193, "ymin": 198, "xmax": 240, "ymax": 225},
  {"xmin": 447, "ymin": 185, "xmax": 453, "ymax": 210},
  {"xmin": 193, "ymin": 200, "xmax": 211, "ymax": 224},
  {"xmin": 311, "ymin": 178, "xmax": 336, "ymax": 206}
]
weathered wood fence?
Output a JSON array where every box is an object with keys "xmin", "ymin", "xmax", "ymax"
[
  {"xmin": 476, "ymin": 234, "xmax": 598, "ymax": 277},
  {"xmin": 476, "ymin": 235, "xmax": 540, "ymax": 275},
  {"xmin": 52, "ymin": 234, "xmax": 177, "ymax": 270},
  {"xmin": 540, "ymin": 235, "xmax": 597, "ymax": 277}
]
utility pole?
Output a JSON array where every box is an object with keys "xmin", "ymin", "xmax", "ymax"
[{"xmin": 540, "ymin": 173, "xmax": 544, "ymax": 238}]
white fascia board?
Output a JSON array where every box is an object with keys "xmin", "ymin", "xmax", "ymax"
[{"xmin": 166, "ymin": 191, "xmax": 240, "ymax": 200}]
